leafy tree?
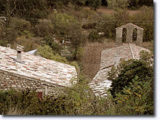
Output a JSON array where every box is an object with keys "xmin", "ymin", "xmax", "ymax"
[
  {"xmin": 88, "ymin": 30, "xmax": 100, "ymax": 42},
  {"xmin": 106, "ymin": 51, "xmax": 154, "ymax": 115},
  {"xmin": 138, "ymin": 0, "xmax": 153, "ymax": 6},
  {"xmin": 37, "ymin": 45, "xmax": 67, "ymax": 63},
  {"xmin": 115, "ymin": 76, "xmax": 154, "ymax": 115},
  {"xmin": 0, "ymin": 0, "xmax": 49, "ymax": 23},
  {"xmin": 128, "ymin": 0, "xmax": 140, "ymax": 9},
  {"xmin": 131, "ymin": 6, "xmax": 154, "ymax": 42},
  {"xmin": 47, "ymin": 0, "xmax": 70, "ymax": 8},
  {"xmin": 35, "ymin": 19, "xmax": 53, "ymax": 37},
  {"xmin": 128, "ymin": 0, "xmax": 153, "ymax": 8},
  {"xmin": 49, "ymin": 12, "xmax": 80, "ymax": 37},
  {"xmin": 71, "ymin": 0, "xmax": 86, "ymax": 8},
  {"xmin": 87, "ymin": 0, "xmax": 101, "ymax": 10},
  {"xmin": 43, "ymin": 35, "xmax": 62, "ymax": 54},
  {"xmin": 0, "ymin": 76, "xmax": 105, "ymax": 115},
  {"xmin": 96, "ymin": 14, "xmax": 116, "ymax": 39},
  {"xmin": 49, "ymin": 12, "xmax": 85, "ymax": 60},
  {"xmin": 107, "ymin": 0, "xmax": 129, "ymax": 9},
  {"xmin": 101, "ymin": 0, "xmax": 108, "ymax": 6},
  {"xmin": 8, "ymin": 17, "xmax": 31, "ymax": 34},
  {"xmin": 109, "ymin": 51, "xmax": 153, "ymax": 97},
  {"xmin": 2, "ymin": 17, "xmax": 31, "ymax": 44}
]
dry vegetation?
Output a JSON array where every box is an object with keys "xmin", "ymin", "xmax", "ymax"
[
  {"xmin": 96, "ymin": 7, "xmax": 141, "ymax": 16},
  {"xmin": 140, "ymin": 41, "xmax": 154, "ymax": 52}
]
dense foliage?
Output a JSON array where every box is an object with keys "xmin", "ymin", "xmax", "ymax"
[
  {"xmin": 0, "ymin": 79, "xmax": 107, "ymax": 115},
  {"xmin": 95, "ymin": 7, "xmax": 153, "ymax": 42},
  {"xmin": 108, "ymin": 51, "xmax": 154, "ymax": 114},
  {"xmin": 0, "ymin": 0, "xmax": 153, "ymax": 18},
  {"xmin": 109, "ymin": 51, "xmax": 153, "ymax": 96}
]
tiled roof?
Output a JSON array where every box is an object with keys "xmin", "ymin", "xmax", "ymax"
[
  {"xmin": 0, "ymin": 46, "xmax": 77, "ymax": 87},
  {"xmin": 89, "ymin": 43, "xmax": 150, "ymax": 97}
]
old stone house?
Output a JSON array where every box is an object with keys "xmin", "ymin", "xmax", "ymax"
[
  {"xmin": 89, "ymin": 43, "xmax": 150, "ymax": 97},
  {"xmin": 0, "ymin": 45, "xmax": 77, "ymax": 96}
]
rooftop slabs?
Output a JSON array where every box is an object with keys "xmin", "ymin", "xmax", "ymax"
[{"xmin": 0, "ymin": 46, "xmax": 77, "ymax": 87}]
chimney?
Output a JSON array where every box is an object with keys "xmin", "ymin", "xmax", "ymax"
[{"xmin": 16, "ymin": 45, "xmax": 24, "ymax": 62}]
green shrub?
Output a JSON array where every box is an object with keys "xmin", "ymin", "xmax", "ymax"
[
  {"xmin": 43, "ymin": 36, "xmax": 62, "ymax": 54},
  {"xmin": 47, "ymin": 0, "xmax": 70, "ymax": 8},
  {"xmin": 15, "ymin": 36, "xmax": 39, "ymax": 52},
  {"xmin": 109, "ymin": 51, "xmax": 153, "ymax": 97},
  {"xmin": 37, "ymin": 45, "xmax": 68, "ymax": 63},
  {"xmin": 88, "ymin": 30, "xmax": 100, "ymax": 42},
  {"xmin": 76, "ymin": 47, "xmax": 84, "ymax": 61},
  {"xmin": 106, "ymin": 51, "xmax": 154, "ymax": 115},
  {"xmin": 3, "ymin": 28, "xmax": 18, "ymax": 44},
  {"xmin": 96, "ymin": 14, "xmax": 116, "ymax": 39},
  {"xmin": 107, "ymin": 0, "xmax": 129, "ymax": 9},
  {"xmin": 0, "ymin": 0, "xmax": 48, "ymax": 21},
  {"xmin": 87, "ymin": 0, "xmax": 101, "ymax": 10},
  {"xmin": 131, "ymin": 6, "xmax": 154, "ymax": 42},
  {"xmin": 82, "ymin": 23, "xmax": 97, "ymax": 29},
  {"xmin": 71, "ymin": 0, "xmax": 86, "ymax": 9},
  {"xmin": 96, "ymin": 9, "xmax": 130, "ymax": 39},
  {"xmin": 128, "ymin": 0, "xmax": 153, "ymax": 9},
  {"xmin": 9, "ymin": 17, "xmax": 31, "ymax": 33},
  {"xmin": 35, "ymin": 19, "xmax": 54, "ymax": 37},
  {"xmin": 0, "ymin": 20, "xmax": 7, "ymax": 45},
  {"xmin": 114, "ymin": 77, "xmax": 153, "ymax": 115},
  {"xmin": 48, "ymin": 12, "xmax": 86, "ymax": 60},
  {"xmin": 6, "ymin": 17, "xmax": 32, "ymax": 43},
  {"xmin": 49, "ymin": 12, "xmax": 80, "ymax": 36},
  {"xmin": 113, "ymin": 9, "xmax": 130, "ymax": 26},
  {"xmin": 0, "ymin": 77, "xmax": 102, "ymax": 115}
]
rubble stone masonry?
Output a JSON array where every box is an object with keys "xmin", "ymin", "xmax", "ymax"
[{"xmin": 0, "ymin": 69, "xmax": 65, "ymax": 96}]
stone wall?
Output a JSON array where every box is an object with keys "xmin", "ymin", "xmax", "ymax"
[
  {"xmin": 116, "ymin": 23, "xmax": 144, "ymax": 45},
  {"xmin": 0, "ymin": 69, "xmax": 65, "ymax": 96}
]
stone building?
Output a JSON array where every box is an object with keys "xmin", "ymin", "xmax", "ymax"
[
  {"xmin": 89, "ymin": 43, "xmax": 150, "ymax": 97},
  {"xmin": 0, "ymin": 45, "xmax": 77, "ymax": 96},
  {"xmin": 116, "ymin": 23, "xmax": 144, "ymax": 45}
]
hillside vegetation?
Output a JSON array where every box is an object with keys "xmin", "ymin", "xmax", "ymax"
[{"xmin": 0, "ymin": 0, "xmax": 154, "ymax": 115}]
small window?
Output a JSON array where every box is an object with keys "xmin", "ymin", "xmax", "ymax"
[
  {"xmin": 132, "ymin": 28, "xmax": 137, "ymax": 42},
  {"xmin": 122, "ymin": 28, "xmax": 127, "ymax": 43}
]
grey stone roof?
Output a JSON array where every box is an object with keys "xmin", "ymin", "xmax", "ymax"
[
  {"xmin": 0, "ymin": 46, "xmax": 77, "ymax": 87},
  {"xmin": 89, "ymin": 43, "xmax": 150, "ymax": 97}
]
